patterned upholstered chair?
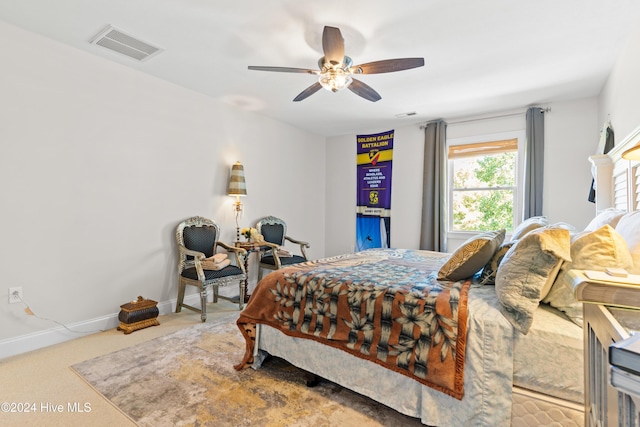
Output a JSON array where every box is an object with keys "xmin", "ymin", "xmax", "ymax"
[
  {"xmin": 256, "ymin": 216, "xmax": 310, "ymax": 280},
  {"xmin": 175, "ymin": 216, "xmax": 246, "ymax": 321}
]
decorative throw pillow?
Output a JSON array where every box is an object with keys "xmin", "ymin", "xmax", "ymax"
[
  {"xmin": 615, "ymin": 210, "xmax": 640, "ymax": 274},
  {"xmin": 584, "ymin": 208, "xmax": 626, "ymax": 232},
  {"xmin": 495, "ymin": 226, "xmax": 571, "ymax": 334},
  {"xmin": 510, "ymin": 216, "xmax": 548, "ymax": 240},
  {"xmin": 478, "ymin": 241, "xmax": 515, "ymax": 285},
  {"xmin": 438, "ymin": 229, "xmax": 506, "ymax": 281},
  {"xmin": 544, "ymin": 224, "xmax": 635, "ymax": 326}
]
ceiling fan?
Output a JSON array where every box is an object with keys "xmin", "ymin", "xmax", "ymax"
[{"xmin": 248, "ymin": 26, "xmax": 425, "ymax": 102}]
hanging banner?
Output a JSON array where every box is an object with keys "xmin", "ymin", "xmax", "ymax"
[{"xmin": 356, "ymin": 130, "xmax": 393, "ymax": 251}]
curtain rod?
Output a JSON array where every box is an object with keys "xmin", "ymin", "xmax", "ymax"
[{"xmin": 420, "ymin": 107, "xmax": 550, "ymax": 128}]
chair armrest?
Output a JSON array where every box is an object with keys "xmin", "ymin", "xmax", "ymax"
[
  {"xmin": 178, "ymin": 243, "xmax": 247, "ymax": 276},
  {"xmin": 256, "ymin": 241, "xmax": 283, "ymax": 269},
  {"xmin": 255, "ymin": 241, "xmax": 279, "ymax": 255},
  {"xmin": 218, "ymin": 241, "xmax": 247, "ymax": 256},
  {"xmin": 178, "ymin": 244, "xmax": 206, "ymax": 260},
  {"xmin": 177, "ymin": 243, "xmax": 207, "ymax": 280},
  {"xmin": 259, "ymin": 241, "xmax": 280, "ymax": 249},
  {"xmin": 217, "ymin": 241, "xmax": 247, "ymax": 273},
  {"xmin": 285, "ymin": 236, "xmax": 310, "ymax": 259},
  {"xmin": 285, "ymin": 236, "xmax": 309, "ymax": 247}
]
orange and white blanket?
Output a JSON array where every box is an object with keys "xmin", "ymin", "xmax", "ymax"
[{"xmin": 235, "ymin": 249, "xmax": 471, "ymax": 399}]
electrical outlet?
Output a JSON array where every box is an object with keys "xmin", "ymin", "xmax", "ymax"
[{"xmin": 9, "ymin": 287, "xmax": 22, "ymax": 304}]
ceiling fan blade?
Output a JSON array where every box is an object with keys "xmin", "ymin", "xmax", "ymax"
[
  {"xmin": 248, "ymin": 66, "xmax": 319, "ymax": 74},
  {"xmin": 348, "ymin": 79, "xmax": 382, "ymax": 102},
  {"xmin": 350, "ymin": 58, "xmax": 425, "ymax": 74},
  {"xmin": 322, "ymin": 26, "xmax": 345, "ymax": 65},
  {"xmin": 293, "ymin": 82, "xmax": 323, "ymax": 102}
]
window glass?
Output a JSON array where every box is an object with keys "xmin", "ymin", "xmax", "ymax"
[{"xmin": 448, "ymin": 134, "xmax": 523, "ymax": 232}]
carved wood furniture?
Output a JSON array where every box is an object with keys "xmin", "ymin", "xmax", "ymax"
[
  {"xmin": 175, "ymin": 216, "xmax": 246, "ymax": 321},
  {"xmin": 255, "ymin": 216, "xmax": 309, "ymax": 280},
  {"xmin": 235, "ymin": 241, "xmax": 262, "ymax": 303}
]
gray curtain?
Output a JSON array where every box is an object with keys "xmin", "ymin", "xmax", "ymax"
[
  {"xmin": 524, "ymin": 107, "xmax": 544, "ymax": 218},
  {"xmin": 419, "ymin": 120, "xmax": 447, "ymax": 251}
]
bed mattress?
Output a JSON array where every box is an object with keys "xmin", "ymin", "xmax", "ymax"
[
  {"xmin": 512, "ymin": 302, "xmax": 584, "ymax": 404},
  {"xmin": 511, "ymin": 387, "xmax": 583, "ymax": 427}
]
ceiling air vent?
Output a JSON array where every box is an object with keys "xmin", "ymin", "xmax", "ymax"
[
  {"xmin": 90, "ymin": 25, "xmax": 162, "ymax": 62},
  {"xmin": 395, "ymin": 112, "xmax": 417, "ymax": 118}
]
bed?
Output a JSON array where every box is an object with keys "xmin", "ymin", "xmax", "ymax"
[{"xmin": 234, "ymin": 127, "xmax": 640, "ymax": 427}]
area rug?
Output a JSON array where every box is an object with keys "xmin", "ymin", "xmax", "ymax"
[{"xmin": 71, "ymin": 312, "xmax": 423, "ymax": 427}]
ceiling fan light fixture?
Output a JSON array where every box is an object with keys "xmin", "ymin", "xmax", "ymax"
[
  {"xmin": 318, "ymin": 55, "xmax": 353, "ymax": 92},
  {"xmin": 248, "ymin": 27, "xmax": 424, "ymax": 102},
  {"xmin": 318, "ymin": 69, "xmax": 352, "ymax": 92}
]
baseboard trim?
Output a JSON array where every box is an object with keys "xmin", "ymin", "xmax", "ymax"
[{"xmin": 0, "ymin": 294, "xmax": 199, "ymax": 360}]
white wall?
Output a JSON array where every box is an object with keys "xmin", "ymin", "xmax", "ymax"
[
  {"xmin": 544, "ymin": 99, "xmax": 600, "ymax": 228},
  {"xmin": 0, "ymin": 22, "xmax": 325, "ymax": 353},
  {"xmin": 599, "ymin": 23, "xmax": 640, "ymax": 144},
  {"xmin": 325, "ymin": 98, "xmax": 599, "ymax": 257},
  {"xmin": 325, "ymin": 125, "xmax": 425, "ymax": 256}
]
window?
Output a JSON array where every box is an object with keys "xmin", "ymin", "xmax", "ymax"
[{"xmin": 447, "ymin": 131, "xmax": 525, "ymax": 233}]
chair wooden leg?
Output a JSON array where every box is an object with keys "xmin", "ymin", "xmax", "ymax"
[
  {"xmin": 200, "ymin": 287, "xmax": 207, "ymax": 322},
  {"xmin": 238, "ymin": 280, "xmax": 244, "ymax": 310},
  {"xmin": 176, "ymin": 278, "xmax": 186, "ymax": 313},
  {"xmin": 213, "ymin": 285, "xmax": 218, "ymax": 303}
]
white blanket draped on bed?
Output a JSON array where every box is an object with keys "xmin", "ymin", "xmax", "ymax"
[{"xmin": 255, "ymin": 284, "xmax": 514, "ymax": 427}]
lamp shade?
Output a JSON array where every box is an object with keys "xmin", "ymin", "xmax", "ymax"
[
  {"xmin": 227, "ymin": 161, "xmax": 247, "ymax": 196},
  {"xmin": 622, "ymin": 143, "xmax": 640, "ymax": 160}
]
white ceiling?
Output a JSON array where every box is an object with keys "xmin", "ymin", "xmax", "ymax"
[{"xmin": 2, "ymin": 0, "xmax": 639, "ymax": 137}]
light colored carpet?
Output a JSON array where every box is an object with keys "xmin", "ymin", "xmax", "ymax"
[
  {"xmin": 70, "ymin": 311, "xmax": 423, "ymax": 426},
  {"xmin": 0, "ymin": 303, "xmax": 223, "ymax": 427}
]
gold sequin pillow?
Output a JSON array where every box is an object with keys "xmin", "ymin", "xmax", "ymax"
[{"xmin": 438, "ymin": 229, "xmax": 506, "ymax": 281}]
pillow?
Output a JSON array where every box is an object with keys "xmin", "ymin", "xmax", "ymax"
[
  {"xmin": 585, "ymin": 208, "xmax": 626, "ymax": 232},
  {"xmin": 495, "ymin": 227, "xmax": 571, "ymax": 334},
  {"xmin": 511, "ymin": 216, "xmax": 548, "ymax": 240},
  {"xmin": 438, "ymin": 229, "xmax": 506, "ymax": 281},
  {"xmin": 478, "ymin": 241, "xmax": 515, "ymax": 285},
  {"xmin": 549, "ymin": 222, "xmax": 577, "ymax": 233},
  {"xmin": 543, "ymin": 225, "xmax": 634, "ymax": 327},
  {"xmin": 615, "ymin": 210, "xmax": 640, "ymax": 274}
]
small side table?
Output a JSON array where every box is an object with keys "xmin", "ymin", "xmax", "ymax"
[{"xmin": 235, "ymin": 241, "xmax": 262, "ymax": 303}]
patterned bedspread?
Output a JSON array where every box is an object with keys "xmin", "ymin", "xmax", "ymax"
[{"xmin": 234, "ymin": 249, "xmax": 471, "ymax": 399}]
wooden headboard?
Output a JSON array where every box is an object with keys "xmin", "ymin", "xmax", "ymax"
[{"xmin": 590, "ymin": 125, "xmax": 640, "ymax": 213}]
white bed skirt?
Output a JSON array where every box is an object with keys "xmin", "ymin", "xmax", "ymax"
[
  {"xmin": 253, "ymin": 285, "xmax": 584, "ymax": 427},
  {"xmin": 255, "ymin": 286, "xmax": 513, "ymax": 427}
]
